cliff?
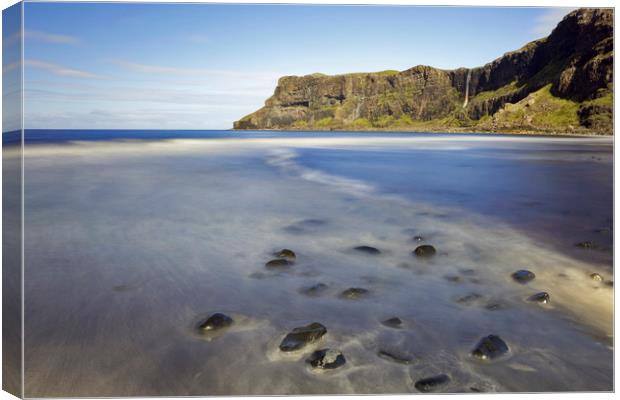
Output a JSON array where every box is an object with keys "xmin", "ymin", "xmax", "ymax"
[{"xmin": 234, "ymin": 8, "xmax": 613, "ymax": 135}]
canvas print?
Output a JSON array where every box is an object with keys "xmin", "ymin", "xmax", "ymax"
[{"xmin": 2, "ymin": 1, "xmax": 614, "ymax": 397}]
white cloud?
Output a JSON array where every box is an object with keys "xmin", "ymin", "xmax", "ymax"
[
  {"xmin": 530, "ymin": 7, "xmax": 576, "ymax": 37},
  {"xmin": 25, "ymin": 30, "xmax": 81, "ymax": 45},
  {"xmin": 26, "ymin": 59, "xmax": 105, "ymax": 79}
]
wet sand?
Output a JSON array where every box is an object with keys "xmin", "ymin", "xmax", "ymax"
[{"xmin": 22, "ymin": 135, "xmax": 613, "ymax": 395}]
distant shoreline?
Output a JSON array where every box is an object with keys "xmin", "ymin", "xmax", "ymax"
[{"xmin": 230, "ymin": 128, "xmax": 613, "ymax": 138}]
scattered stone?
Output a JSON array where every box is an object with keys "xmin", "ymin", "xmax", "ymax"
[
  {"xmin": 377, "ymin": 350, "xmax": 413, "ymax": 364},
  {"xmin": 284, "ymin": 219, "xmax": 327, "ymax": 234},
  {"xmin": 511, "ymin": 270, "xmax": 535, "ymax": 284},
  {"xmin": 198, "ymin": 313, "xmax": 234, "ymax": 332},
  {"xmin": 413, "ymin": 245, "xmax": 436, "ymax": 257},
  {"xmin": 300, "ymin": 282, "xmax": 328, "ymax": 296},
  {"xmin": 484, "ymin": 302, "xmax": 507, "ymax": 311},
  {"xmin": 274, "ymin": 249, "xmax": 296, "ymax": 260},
  {"xmin": 381, "ymin": 317, "xmax": 403, "ymax": 329},
  {"xmin": 590, "ymin": 273, "xmax": 604, "ymax": 282},
  {"xmin": 528, "ymin": 292, "xmax": 550, "ymax": 304},
  {"xmin": 279, "ymin": 322, "xmax": 327, "ymax": 352},
  {"xmin": 575, "ymin": 241, "xmax": 596, "ymax": 249},
  {"xmin": 307, "ymin": 348, "xmax": 346, "ymax": 369},
  {"xmin": 340, "ymin": 287, "xmax": 370, "ymax": 299},
  {"xmin": 457, "ymin": 293, "xmax": 483, "ymax": 305},
  {"xmin": 415, "ymin": 374, "xmax": 450, "ymax": 392},
  {"xmin": 605, "ymin": 281, "xmax": 614, "ymax": 287},
  {"xmin": 265, "ymin": 259, "xmax": 293, "ymax": 268},
  {"xmin": 444, "ymin": 275, "xmax": 462, "ymax": 283},
  {"xmin": 113, "ymin": 284, "xmax": 132, "ymax": 292},
  {"xmin": 413, "ymin": 235, "xmax": 424, "ymax": 242},
  {"xmin": 353, "ymin": 245, "xmax": 381, "ymax": 255},
  {"xmin": 460, "ymin": 268, "xmax": 477, "ymax": 275},
  {"xmin": 471, "ymin": 335, "xmax": 509, "ymax": 360}
]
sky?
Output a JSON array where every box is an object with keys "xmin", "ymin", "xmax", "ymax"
[{"xmin": 19, "ymin": 2, "xmax": 575, "ymax": 129}]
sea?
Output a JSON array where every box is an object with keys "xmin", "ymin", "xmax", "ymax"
[{"xmin": 5, "ymin": 129, "xmax": 613, "ymax": 395}]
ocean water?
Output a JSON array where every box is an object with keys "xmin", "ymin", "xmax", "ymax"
[{"xmin": 17, "ymin": 130, "xmax": 613, "ymax": 396}]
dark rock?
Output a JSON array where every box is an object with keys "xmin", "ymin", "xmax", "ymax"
[
  {"xmin": 198, "ymin": 313, "xmax": 234, "ymax": 332},
  {"xmin": 590, "ymin": 272, "xmax": 604, "ymax": 282},
  {"xmin": 413, "ymin": 245, "xmax": 436, "ymax": 257},
  {"xmin": 274, "ymin": 249, "xmax": 296, "ymax": 260},
  {"xmin": 484, "ymin": 302, "xmax": 507, "ymax": 311},
  {"xmin": 511, "ymin": 270, "xmax": 535, "ymax": 284},
  {"xmin": 528, "ymin": 292, "xmax": 550, "ymax": 304},
  {"xmin": 381, "ymin": 317, "xmax": 403, "ymax": 329},
  {"xmin": 457, "ymin": 293, "xmax": 483, "ymax": 305},
  {"xmin": 353, "ymin": 245, "xmax": 381, "ymax": 255},
  {"xmin": 377, "ymin": 350, "xmax": 413, "ymax": 364},
  {"xmin": 605, "ymin": 280, "xmax": 613, "ymax": 287},
  {"xmin": 300, "ymin": 282, "xmax": 328, "ymax": 296},
  {"xmin": 415, "ymin": 374, "xmax": 450, "ymax": 393},
  {"xmin": 460, "ymin": 268, "xmax": 477, "ymax": 275},
  {"xmin": 340, "ymin": 287, "xmax": 370, "ymax": 299},
  {"xmin": 307, "ymin": 348, "xmax": 346, "ymax": 369},
  {"xmin": 444, "ymin": 275, "xmax": 462, "ymax": 283},
  {"xmin": 471, "ymin": 335, "xmax": 509, "ymax": 360},
  {"xmin": 576, "ymin": 241, "xmax": 596, "ymax": 249},
  {"xmin": 279, "ymin": 322, "xmax": 327, "ymax": 352},
  {"xmin": 283, "ymin": 219, "xmax": 327, "ymax": 234},
  {"xmin": 265, "ymin": 259, "xmax": 293, "ymax": 268}
]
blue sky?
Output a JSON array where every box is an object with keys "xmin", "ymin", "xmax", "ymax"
[{"xmin": 21, "ymin": 3, "xmax": 574, "ymax": 129}]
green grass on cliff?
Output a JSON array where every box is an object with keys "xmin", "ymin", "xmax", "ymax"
[
  {"xmin": 474, "ymin": 84, "xmax": 581, "ymax": 131},
  {"xmin": 470, "ymin": 81, "xmax": 522, "ymax": 102}
]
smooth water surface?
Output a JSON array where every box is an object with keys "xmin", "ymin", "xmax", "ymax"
[{"xmin": 22, "ymin": 131, "xmax": 613, "ymax": 396}]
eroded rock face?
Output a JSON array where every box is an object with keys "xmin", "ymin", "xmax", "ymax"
[
  {"xmin": 197, "ymin": 313, "xmax": 234, "ymax": 332},
  {"xmin": 234, "ymin": 9, "xmax": 612, "ymax": 135},
  {"xmin": 414, "ymin": 374, "xmax": 451, "ymax": 393},
  {"xmin": 279, "ymin": 322, "xmax": 327, "ymax": 352},
  {"xmin": 307, "ymin": 349, "xmax": 346, "ymax": 369},
  {"xmin": 471, "ymin": 335, "xmax": 509, "ymax": 360}
]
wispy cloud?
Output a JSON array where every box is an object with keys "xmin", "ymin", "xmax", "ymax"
[
  {"xmin": 25, "ymin": 30, "xmax": 81, "ymax": 45},
  {"xmin": 530, "ymin": 8, "xmax": 576, "ymax": 37},
  {"xmin": 112, "ymin": 60, "xmax": 281, "ymax": 80},
  {"xmin": 26, "ymin": 59, "xmax": 104, "ymax": 79}
]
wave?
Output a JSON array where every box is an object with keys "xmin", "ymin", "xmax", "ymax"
[{"xmin": 265, "ymin": 148, "xmax": 376, "ymax": 197}]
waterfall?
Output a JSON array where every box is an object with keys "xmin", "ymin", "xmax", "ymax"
[{"xmin": 462, "ymin": 69, "xmax": 471, "ymax": 108}]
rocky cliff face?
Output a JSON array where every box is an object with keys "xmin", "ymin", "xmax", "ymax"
[{"xmin": 234, "ymin": 8, "xmax": 613, "ymax": 134}]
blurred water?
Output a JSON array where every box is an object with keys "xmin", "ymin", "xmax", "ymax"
[{"xmin": 22, "ymin": 133, "xmax": 613, "ymax": 396}]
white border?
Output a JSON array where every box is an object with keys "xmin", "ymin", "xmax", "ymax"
[{"xmin": 0, "ymin": 1, "xmax": 616, "ymax": 400}]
